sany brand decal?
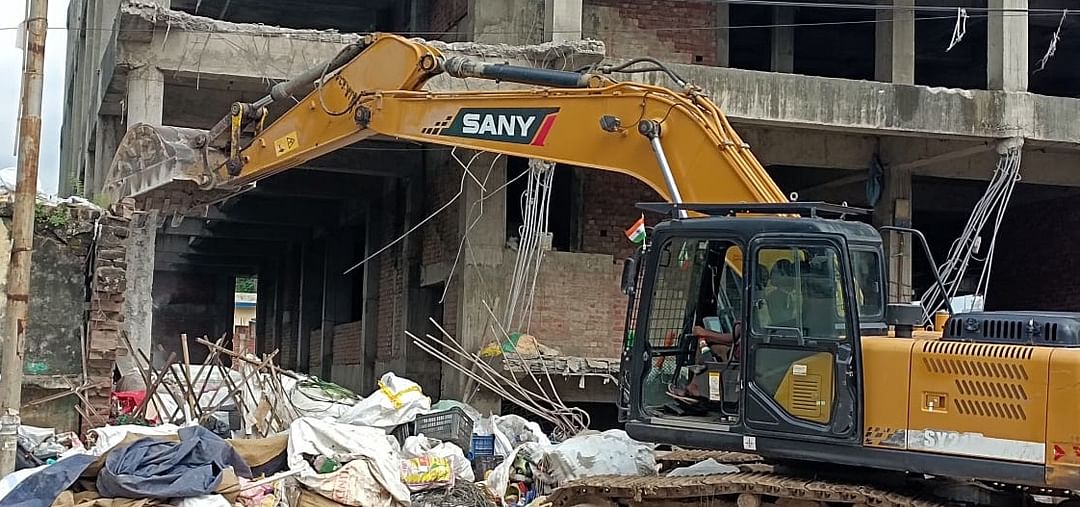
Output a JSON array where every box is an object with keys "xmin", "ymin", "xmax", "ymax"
[{"xmin": 422, "ymin": 108, "xmax": 559, "ymax": 146}]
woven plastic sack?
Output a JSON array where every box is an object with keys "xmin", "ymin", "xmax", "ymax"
[{"xmin": 400, "ymin": 455, "xmax": 454, "ymax": 492}]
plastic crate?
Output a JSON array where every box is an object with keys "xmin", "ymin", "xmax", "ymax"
[
  {"xmin": 413, "ymin": 407, "xmax": 474, "ymax": 452},
  {"xmin": 472, "ymin": 454, "xmax": 504, "ymax": 480},
  {"xmin": 471, "ymin": 435, "xmax": 495, "ymax": 456},
  {"xmin": 391, "ymin": 422, "xmax": 413, "ymax": 446}
]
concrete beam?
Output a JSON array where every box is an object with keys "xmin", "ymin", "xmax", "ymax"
[
  {"xmin": 181, "ymin": 201, "xmax": 339, "ymax": 227},
  {"xmin": 155, "ymin": 262, "xmax": 259, "ymax": 275},
  {"xmin": 988, "ymin": 0, "xmax": 1028, "ymax": 92},
  {"xmin": 620, "ymin": 64, "xmax": 1080, "ymax": 145},
  {"xmin": 161, "ymin": 219, "xmax": 312, "ymax": 240},
  {"xmin": 738, "ymin": 127, "xmax": 877, "ymax": 170},
  {"xmin": 156, "ymin": 236, "xmax": 290, "ymax": 255},
  {"xmin": 116, "ymin": 4, "xmax": 603, "ymax": 88}
]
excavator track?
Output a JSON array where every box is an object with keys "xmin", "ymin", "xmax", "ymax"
[
  {"xmin": 547, "ymin": 471, "xmax": 950, "ymax": 507},
  {"xmin": 655, "ymin": 449, "xmax": 764, "ymax": 469}
]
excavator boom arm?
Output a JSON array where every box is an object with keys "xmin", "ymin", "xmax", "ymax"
[{"xmin": 105, "ymin": 33, "xmax": 787, "ymax": 210}]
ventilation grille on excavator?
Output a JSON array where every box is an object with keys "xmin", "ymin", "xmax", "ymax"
[{"xmin": 942, "ymin": 311, "xmax": 1080, "ymax": 347}]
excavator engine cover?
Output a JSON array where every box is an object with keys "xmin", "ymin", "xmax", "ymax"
[{"xmin": 941, "ymin": 311, "xmax": 1080, "ymax": 347}]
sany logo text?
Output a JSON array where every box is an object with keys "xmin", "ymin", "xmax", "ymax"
[
  {"xmin": 461, "ymin": 113, "xmax": 537, "ymax": 137},
  {"xmin": 431, "ymin": 107, "xmax": 559, "ymax": 146}
]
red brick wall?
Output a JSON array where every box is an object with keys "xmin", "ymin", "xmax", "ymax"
[
  {"xmin": 580, "ymin": 171, "xmax": 665, "ymax": 259},
  {"xmin": 987, "ymin": 197, "xmax": 1080, "ymax": 311},
  {"xmin": 376, "ymin": 247, "xmax": 403, "ymax": 361},
  {"xmin": 583, "ymin": 0, "xmax": 717, "ymax": 64},
  {"xmin": 422, "ymin": 162, "xmax": 462, "ymax": 268},
  {"xmin": 526, "ymin": 253, "xmax": 629, "ymax": 358},
  {"xmin": 280, "ymin": 325, "xmax": 296, "ymax": 369},
  {"xmin": 333, "ymin": 321, "xmax": 364, "ymax": 365},
  {"xmin": 309, "ymin": 329, "xmax": 323, "ymax": 371}
]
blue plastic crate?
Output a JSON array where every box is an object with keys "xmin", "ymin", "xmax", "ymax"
[{"xmin": 471, "ymin": 435, "xmax": 495, "ymax": 457}]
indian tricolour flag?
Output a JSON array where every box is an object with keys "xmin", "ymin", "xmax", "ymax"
[{"xmin": 625, "ymin": 214, "xmax": 646, "ymax": 244}]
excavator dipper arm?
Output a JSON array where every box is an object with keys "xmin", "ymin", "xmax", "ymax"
[{"xmin": 105, "ymin": 33, "xmax": 787, "ymax": 209}]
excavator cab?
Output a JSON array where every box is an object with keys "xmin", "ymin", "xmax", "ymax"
[{"xmin": 619, "ymin": 202, "xmax": 890, "ymax": 450}]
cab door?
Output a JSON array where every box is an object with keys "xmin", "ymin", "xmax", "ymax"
[{"xmin": 742, "ymin": 234, "xmax": 861, "ymax": 444}]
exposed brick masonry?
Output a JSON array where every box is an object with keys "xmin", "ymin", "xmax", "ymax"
[
  {"xmin": 333, "ymin": 321, "xmax": 364, "ymax": 365},
  {"xmin": 580, "ymin": 171, "xmax": 665, "ymax": 259},
  {"xmin": 988, "ymin": 197, "xmax": 1080, "ymax": 311},
  {"xmin": 84, "ymin": 199, "xmax": 136, "ymax": 432},
  {"xmin": 583, "ymin": 0, "xmax": 717, "ymax": 65}
]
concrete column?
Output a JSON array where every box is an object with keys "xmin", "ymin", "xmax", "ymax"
[
  {"xmin": 119, "ymin": 210, "xmax": 157, "ymax": 382},
  {"xmin": 319, "ymin": 231, "xmax": 353, "ymax": 380},
  {"xmin": 255, "ymin": 268, "xmax": 271, "ymax": 355},
  {"xmin": 988, "ymin": 0, "xmax": 1028, "ymax": 92},
  {"xmin": 440, "ymin": 151, "xmax": 506, "ymax": 414},
  {"xmin": 770, "ymin": 7, "xmax": 794, "ymax": 73},
  {"xmin": 873, "ymin": 167, "xmax": 913, "ymax": 303},
  {"xmin": 92, "ymin": 115, "xmax": 120, "ymax": 199},
  {"xmin": 544, "ymin": 0, "xmax": 583, "ymax": 43},
  {"xmin": 714, "ymin": 1, "xmax": 730, "ymax": 67},
  {"xmin": 361, "ymin": 199, "xmax": 382, "ymax": 391},
  {"xmin": 297, "ymin": 240, "xmax": 325, "ymax": 373},
  {"xmin": 875, "ymin": 0, "xmax": 915, "ymax": 84},
  {"xmin": 125, "ymin": 66, "xmax": 164, "ymax": 127}
]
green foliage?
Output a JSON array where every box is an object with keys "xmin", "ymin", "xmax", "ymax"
[
  {"xmin": 235, "ymin": 276, "xmax": 257, "ymax": 293},
  {"xmin": 67, "ymin": 173, "xmax": 85, "ymax": 198},
  {"xmin": 33, "ymin": 202, "xmax": 72, "ymax": 230}
]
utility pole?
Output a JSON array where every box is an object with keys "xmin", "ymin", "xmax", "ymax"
[{"xmin": 0, "ymin": 0, "xmax": 49, "ymax": 476}]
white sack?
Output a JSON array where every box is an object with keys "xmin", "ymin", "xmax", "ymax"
[
  {"xmin": 171, "ymin": 495, "xmax": 232, "ymax": 507},
  {"xmin": 287, "ymin": 416, "xmax": 410, "ymax": 507},
  {"xmin": 489, "ymin": 414, "xmax": 550, "ymax": 457},
  {"xmin": 87, "ymin": 424, "xmax": 183, "ymax": 455},
  {"xmin": 338, "ymin": 372, "xmax": 430, "ymax": 429},
  {"xmin": 402, "ymin": 436, "xmax": 475, "ymax": 482},
  {"xmin": 536, "ymin": 429, "xmax": 656, "ymax": 485}
]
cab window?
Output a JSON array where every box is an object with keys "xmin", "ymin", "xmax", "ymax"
[{"xmin": 751, "ymin": 245, "xmax": 849, "ymax": 340}]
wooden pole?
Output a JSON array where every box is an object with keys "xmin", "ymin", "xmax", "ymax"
[{"xmin": 0, "ymin": 0, "xmax": 49, "ymax": 476}]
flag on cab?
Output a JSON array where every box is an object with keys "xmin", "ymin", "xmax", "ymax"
[{"xmin": 625, "ymin": 214, "xmax": 646, "ymax": 244}]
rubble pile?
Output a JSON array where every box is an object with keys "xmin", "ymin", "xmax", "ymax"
[{"xmin": 0, "ymin": 338, "xmax": 663, "ymax": 507}]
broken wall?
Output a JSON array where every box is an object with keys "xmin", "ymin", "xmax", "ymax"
[{"xmin": 0, "ymin": 198, "xmax": 138, "ymax": 433}]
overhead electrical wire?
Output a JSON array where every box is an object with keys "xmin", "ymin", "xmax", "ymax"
[
  {"xmin": 918, "ymin": 140, "xmax": 1023, "ymax": 322},
  {"xmin": 14, "ymin": 9, "xmax": 1077, "ymax": 38}
]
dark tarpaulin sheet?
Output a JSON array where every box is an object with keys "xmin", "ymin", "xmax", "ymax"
[
  {"xmin": 97, "ymin": 425, "xmax": 251, "ymax": 500},
  {"xmin": 0, "ymin": 453, "xmax": 97, "ymax": 507}
]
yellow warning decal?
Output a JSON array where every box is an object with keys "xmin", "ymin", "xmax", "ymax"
[{"xmin": 274, "ymin": 131, "xmax": 300, "ymax": 157}]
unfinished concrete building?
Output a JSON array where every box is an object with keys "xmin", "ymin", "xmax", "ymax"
[{"xmin": 59, "ymin": 0, "xmax": 1080, "ymax": 421}]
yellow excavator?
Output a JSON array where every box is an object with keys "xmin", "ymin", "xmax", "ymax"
[{"xmin": 106, "ymin": 33, "xmax": 1080, "ymax": 506}]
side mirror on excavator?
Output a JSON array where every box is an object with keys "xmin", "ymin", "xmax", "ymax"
[
  {"xmin": 621, "ymin": 254, "xmax": 640, "ymax": 296},
  {"xmin": 877, "ymin": 225, "xmax": 954, "ymax": 328}
]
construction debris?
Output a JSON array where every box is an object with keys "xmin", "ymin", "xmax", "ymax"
[{"xmin": 2, "ymin": 334, "xmax": 660, "ymax": 507}]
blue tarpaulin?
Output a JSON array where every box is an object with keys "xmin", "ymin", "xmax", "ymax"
[
  {"xmin": 0, "ymin": 453, "xmax": 96, "ymax": 507},
  {"xmin": 96, "ymin": 425, "xmax": 251, "ymax": 500}
]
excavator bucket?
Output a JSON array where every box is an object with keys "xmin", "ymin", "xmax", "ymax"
[{"xmin": 102, "ymin": 123, "xmax": 236, "ymax": 210}]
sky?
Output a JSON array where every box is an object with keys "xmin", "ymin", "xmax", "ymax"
[{"xmin": 0, "ymin": 0, "xmax": 71, "ymax": 197}]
